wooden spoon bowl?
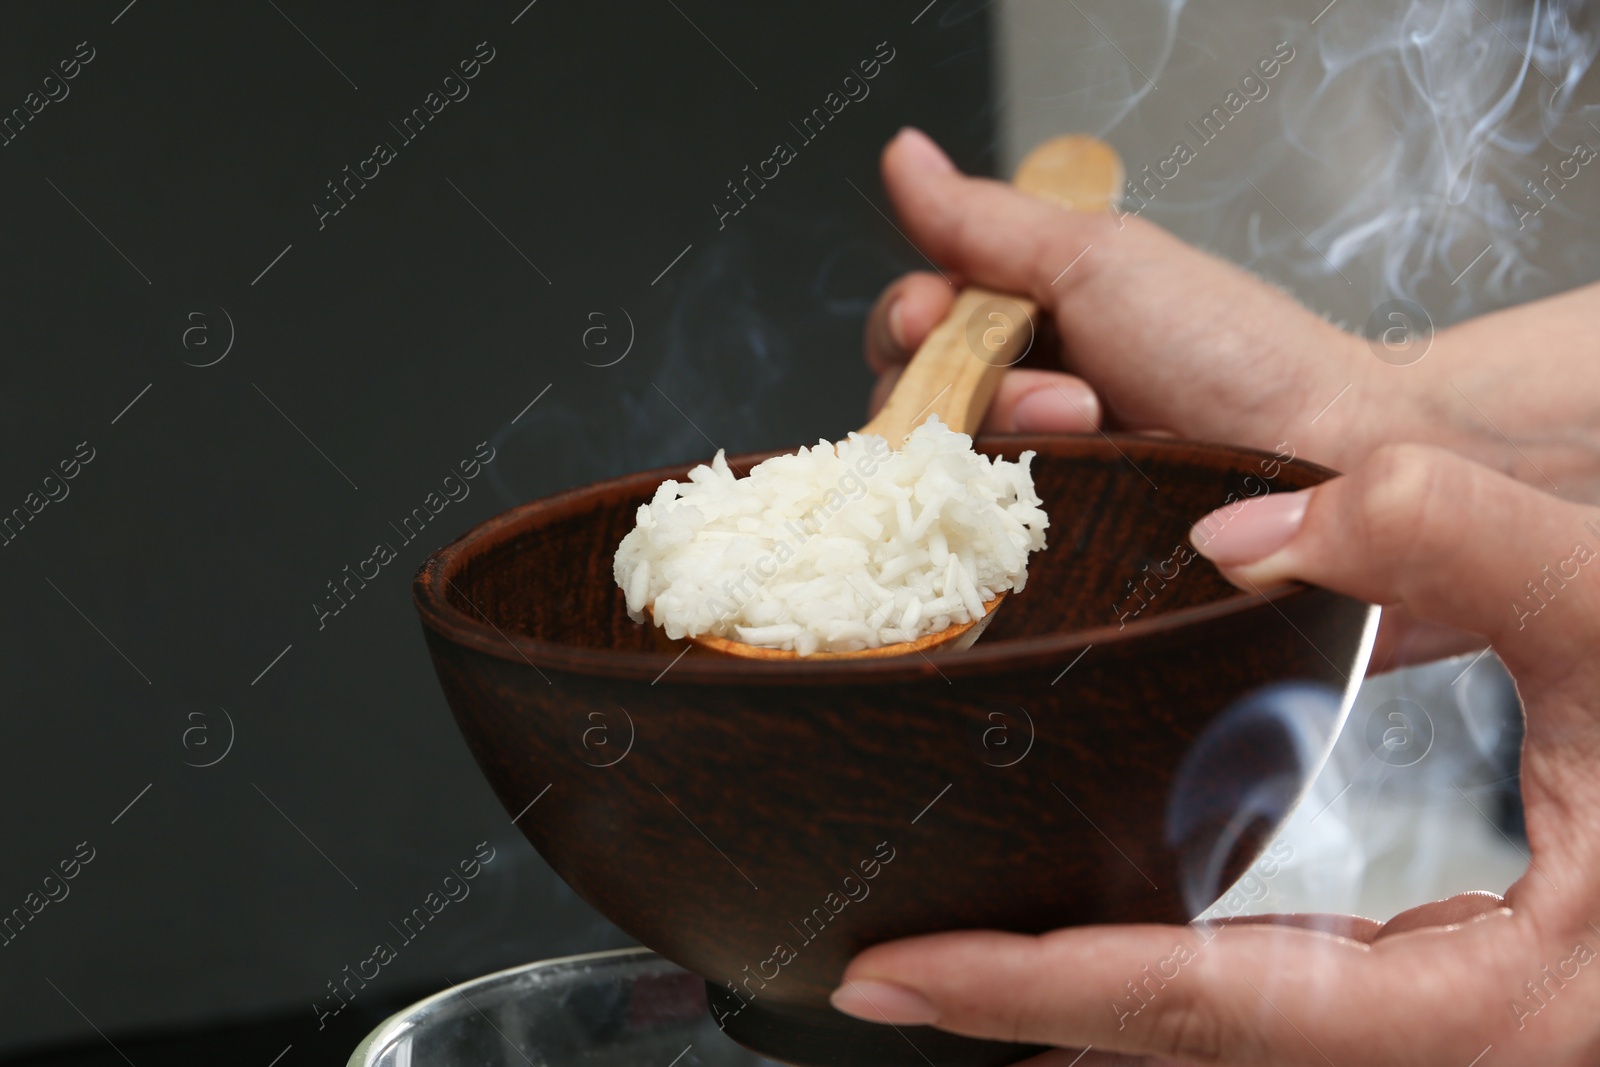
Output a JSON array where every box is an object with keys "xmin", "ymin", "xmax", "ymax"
[{"xmin": 686, "ymin": 591, "xmax": 1007, "ymax": 661}]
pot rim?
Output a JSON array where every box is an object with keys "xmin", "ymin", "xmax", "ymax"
[{"xmin": 345, "ymin": 946, "xmax": 659, "ymax": 1067}]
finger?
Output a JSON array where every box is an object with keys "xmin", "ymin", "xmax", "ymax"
[
  {"xmin": 832, "ymin": 917, "xmax": 1522, "ymax": 1065},
  {"xmin": 874, "ymin": 367, "xmax": 1100, "ymax": 432},
  {"xmin": 1188, "ymin": 444, "xmax": 1600, "ymax": 681},
  {"xmin": 981, "ymin": 370, "xmax": 1101, "ymax": 434},
  {"xmin": 864, "ymin": 271, "xmax": 959, "ymax": 375}
]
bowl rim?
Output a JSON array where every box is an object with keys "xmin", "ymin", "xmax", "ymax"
[{"xmin": 413, "ymin": 434, "xmax": 1343, "ymax": 685}]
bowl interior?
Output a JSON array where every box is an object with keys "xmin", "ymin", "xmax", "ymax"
[{"xmin": 440, "ymin": 435, "xmax": 1324, "ymax": 658}]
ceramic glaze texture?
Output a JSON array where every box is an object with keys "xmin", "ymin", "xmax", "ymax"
[{"xmin": 413, "ymin": 435, "xmax": 1376, "ymax": 1067}]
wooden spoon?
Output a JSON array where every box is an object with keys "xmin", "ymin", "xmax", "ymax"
[{"xmin": 689, "ymin": 135, "xmax": 1124, "ymax": 661}]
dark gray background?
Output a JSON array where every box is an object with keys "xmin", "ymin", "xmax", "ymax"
[
  {"xmin": 0, "ymin": 1, "xmax": 995, "ymax": 1061},
  {"xmin": 7, "ymin": 1, "xmax": 1597, "ymax": 1063}
]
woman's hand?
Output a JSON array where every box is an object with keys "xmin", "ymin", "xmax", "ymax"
[
  {"xmin": 865, "ymin": 128, "xmax": 1378, "ymax": 469},
  {"xmin": 832, "ymin": 444, "xmax": 1600, "ymax": 1066},
  {"xmin": 867, "ymin": 129, "xmax": 1600, "ymax": 497},
  {"xmin": 866, "ymin": 127, "xmax": 1600, "ymax": 667}
]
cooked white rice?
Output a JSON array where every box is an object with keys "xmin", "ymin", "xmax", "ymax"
[{"xmin": 613, "ymin": 417, "xmax": 1049, "ymax": 656}]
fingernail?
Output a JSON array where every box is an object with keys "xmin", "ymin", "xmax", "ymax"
[
  {"xmin": 1012, "ymin": 384, "xmax": 1099, "ymax": 433},
  {"xmin": 830, "ymin": 979, "xmax": 940, "ymax": 1026},
  {"xmin": 896, "ymin": 127, "xmax": 954, "ymax": 173},
  {"xmin": 1190, "ymin": 490, "xmax": 1312, "ymax": 566},
  {"xmin": 887, "ymin": 299, "xmax": 908, "ymax": 349}
]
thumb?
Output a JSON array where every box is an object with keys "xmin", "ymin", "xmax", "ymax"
[
  {"xmin": 831, "ymin": 917, "xmax": 1523, "ymax": 1066},
  {"xmin": 881, "ymin": 127, "xmax": 1125, "ymax": 305},
  {"xmin": 1189, "ymin": 443, "xmax": 1600, "ymax": 684}
]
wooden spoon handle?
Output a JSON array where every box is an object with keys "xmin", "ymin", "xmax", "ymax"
[{"xmin": 859, "ymin": 135, "xmax": 1124, "ymax": 447}]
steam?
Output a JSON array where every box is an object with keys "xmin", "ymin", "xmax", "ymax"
[
  {"xmin": 1234, "ymin": 655, "xmax": 1529, "ymax": 921},
  {"xmin": 1024, "ymin": 1, "xmax": 1563, "ymax": 921},
  {"xmin": 486, "ymin": 216, "xmax": 891, "ymax": 507},
  {"xmin": 1010, "ymin": 0, "xmax": 1600, "ymax": 321},
  {"xmin": 1164, "ymin": 682, "xmax": 1343, "ymax": 916},
  {"xmin": 1274, "ymin": 0, "xmax": 1600, "ymax": 317}
]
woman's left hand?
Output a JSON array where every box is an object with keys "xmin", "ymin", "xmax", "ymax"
[{"xmin": 831, "ymin": 444, "xmax": 1600, "ymax": 1066}]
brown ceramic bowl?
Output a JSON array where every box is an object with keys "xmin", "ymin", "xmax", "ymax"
[{"xmin": 413, "ymin": 436, "xmax": 1377, "ymax": 1067}]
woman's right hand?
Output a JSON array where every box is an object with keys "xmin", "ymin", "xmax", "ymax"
[
  {"xmin": 866, "ymin": 128, "xmax": 1600, "ymax": 666},
  {"xmin": 865, "ymin": 128, "xmax": 1379, "ymax": 470},
  {"xmin": 868, "ymin": 129, "xmax": 1600, "ymax": 497}
]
